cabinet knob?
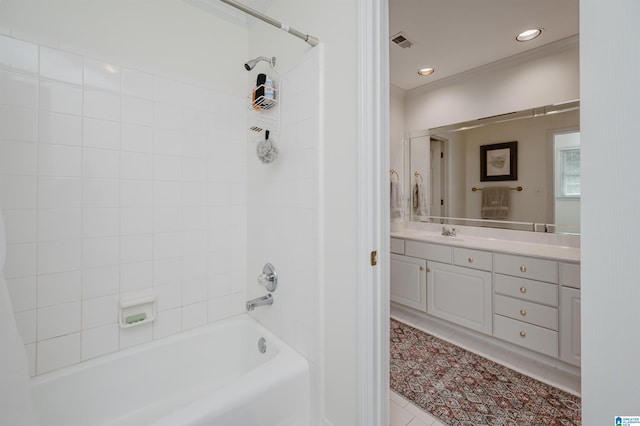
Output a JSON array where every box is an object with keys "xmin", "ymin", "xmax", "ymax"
[
  {"xmin": 520, "ymin": 309, "xmax": 526, "ymax": 316},
  {"xmin": 520, "ymin": 265, "xmax": 527, "ymax": 273},
  {"xmin": 520, "ymin": 286, "xmax": 527, "ymax": 294},
  {"xmin": 419, "ymin": 266, "xmax": 424, "ymax": 271},
  {"xmin": 519, "ymin": 331, "xmax": 526, "ymax": 338},
  {"xmin": 468, "ymin": 257, "xmax": 474, "ymax": 263},
  {"xmin": 426, "ymin": 267, "xmax": 431, "ymax": 273}
]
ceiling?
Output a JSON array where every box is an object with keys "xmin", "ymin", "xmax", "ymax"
[{"xmin": 389, "ymin": 0, "xmax": 579, "ymax": 91}]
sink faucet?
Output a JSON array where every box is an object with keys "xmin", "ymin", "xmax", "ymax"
[
  {"xmin": 246, "ymin": 293, "xmax": 273, "ymax": 311},
  {"xmin": 441, "ymin": 226, "xmax": 456, "ymax": 237}
]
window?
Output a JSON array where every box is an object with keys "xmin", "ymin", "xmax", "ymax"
[{"xmin": 559, "ymin": 148, "xmax": 581, "ymax": 197}]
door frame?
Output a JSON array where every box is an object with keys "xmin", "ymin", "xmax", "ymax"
[
  {"xmin": 357, "ymin": 0, "xmax": 389, "ymax": 425},
  {"xmin": 430, "ymin": 137, "xmax": 446, "ymax": 218}
]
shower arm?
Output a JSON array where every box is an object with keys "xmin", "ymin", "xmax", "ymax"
[{"xmin": 218, "ymin": 0, "xmax": 319, "ymax": 47}]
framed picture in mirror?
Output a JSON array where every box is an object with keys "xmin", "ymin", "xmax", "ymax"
[{"xmin": 480, "ymin": 141, "xmax": 518, "ymax": 181}]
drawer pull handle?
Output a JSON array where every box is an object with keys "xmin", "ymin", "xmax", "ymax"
[
  {"xmin": 468, "ymin": 257, "xmax": 473, "ymax": 263},
  {"xmin": 520, "ymin": 265, "xmax": 527, "ymax": 273},
  {"xmin": 519, "ymin": 331, "xmax": 526, "ymax": 338},
  {"xmin": 520, "ymin": 287, "xmax": 527, "ymax": 294},
  {"xmin": 419, "ymin": 266, "xmax": 424, "ymax": 271},
  {"xmin": 520, "ymin": 309, "xmax": 526, "ymax": 316}
]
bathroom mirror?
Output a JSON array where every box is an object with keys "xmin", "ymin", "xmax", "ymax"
[{"xmin": 406, "ymin": 101, "xmax": 580, "ymax": 234}]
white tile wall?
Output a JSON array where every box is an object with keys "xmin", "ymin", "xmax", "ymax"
[
  {"xmin": 0, "ymin": 36, "xmax": 39, "ymax": 74},
  {"xmin": 0, "ymin": 33, "xmax": 247, "ymax": 375},
  {"xmin": 246, "ymin": 47, "xmax": 323, "ymax": 413}
]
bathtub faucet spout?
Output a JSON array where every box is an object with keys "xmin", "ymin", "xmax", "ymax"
[{"xmin": 246, "ymin": 293, "xmax": 273, "ymax": 311}]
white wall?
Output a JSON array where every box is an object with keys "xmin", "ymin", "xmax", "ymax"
[
  {"xmin": 0, "ymin": 0, "xmax": 248, "ymax": 89},
  {"xmin": 247, "ymin": 1, "xmax": 360, "ymax": 425},
  {"xmin": 0, "ymin": 2, "xmax": 249, "ymax": 375},
  {"xmin": 463, "ymin": 110, "xmax": 579, "ymax": 223},
  {"xmin": 581, "ymin": 0, "xmax": 640, "ymax": 423},
  {"xmin": 403, "ymin": 40, "xmax": 579, "ymax": 132}
]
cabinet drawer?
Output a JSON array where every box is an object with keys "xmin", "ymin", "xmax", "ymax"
[
  {"xmin": 494, "ymin": 253, "xmax": 558, "ymax": 283},
  {"xmin": 390, "ymin": 238, "xmax": 405, "ymax": 255},
  {"xmin": 405, "ymin": 240, "xmax": 452, "ymax": 263},
  {"xmin": 494, "ymin": 274, "xmax": 558, "ymax": 306},
  {"xmin": 560, "ymin": 262, "xmax": 580, "ymax": 289},
  {"xmin": 453, "ymin": 247, "xmax": 492, "ymax": 271},
  {"xmin": 493, "ymin": 315, "xmax": 558, "ymax": 358},
  {"xmin": 494, "ymin": 294, "xmax": 558, "ymax": 330}
]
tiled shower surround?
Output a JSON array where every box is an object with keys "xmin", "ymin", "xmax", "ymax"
[{"xmin": 0, "ymin": 33, "xmax": 249, "ymax": 375}]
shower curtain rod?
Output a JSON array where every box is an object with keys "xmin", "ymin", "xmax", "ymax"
[{"xmin": 219, "ymin": 0, "xmax": 319, "ymax": 47}]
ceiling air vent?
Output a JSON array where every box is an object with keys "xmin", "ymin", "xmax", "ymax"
[{"xmin": 391, "ymin": 32, "xmax": 414, "ymax": 48}]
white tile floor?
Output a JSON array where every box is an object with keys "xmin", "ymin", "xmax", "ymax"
[{"xmin": 389, "ymin": 305, "xmax": 581, "ymax": 426}]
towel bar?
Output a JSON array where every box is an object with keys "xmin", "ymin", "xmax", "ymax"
[{"xmin": 472, "ymin": 186, "xmax": 522, "ymax": 192}]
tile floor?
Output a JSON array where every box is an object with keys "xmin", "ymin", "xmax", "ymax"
[{"xmin": 389, "ymin": 305, "xmax": 581, "ymax": 426}]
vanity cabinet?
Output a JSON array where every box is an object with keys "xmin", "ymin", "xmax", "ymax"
[
  {"xmin": 559, "ymin": 262, "xmax": 581, "ymax": 367},
  {"xmin": 390, "ymin": 235, "xmax": 581, "ymax": 367},
  {"xmin": 427, "ymin": 260, "xmax": 493, "ymax": 335},
  {"xmin": 390, "ymin": 254, "xmax": 427, "ymax": 312},
  {"xmin": 405, "ymin": 240, "xmax": 452, "ymax": 263},
  {"xmin": 390, "ymin": 237, "xmax": 405, "ymax": 255},
  {"xmin": 493, "ymin": 253, "xmax": 559, "ymax": 358},
  {"xmin": 390, "ymin": 238, "xmax": 449, "ymax": 313}
]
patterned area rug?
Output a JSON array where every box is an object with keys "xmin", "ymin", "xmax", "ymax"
[{"xmin": 390, "ymin": 318, "xmax": 581, "ymax": 425}]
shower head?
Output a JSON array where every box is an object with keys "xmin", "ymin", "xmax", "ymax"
[{"xmin": 244, "ymin": 56, "xmax": 276, "ymax": 71}]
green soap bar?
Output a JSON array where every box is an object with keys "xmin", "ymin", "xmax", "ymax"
[{"xmin": 125, "ymin": 313, "xmax": 147, "ymax": 324}]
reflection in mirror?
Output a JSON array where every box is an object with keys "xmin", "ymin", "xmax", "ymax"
[{"xmin": 408, "ymin": 101, "xmax": 580, "ymax": 234}]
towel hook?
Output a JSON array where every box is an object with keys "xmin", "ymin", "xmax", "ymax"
[
  {"xmin": 414, "ymin": 171, "xmax": 423, "ymax": 183},
  {"xmin": 390, "ymin": 169, "xmax": 399, "ymax": 182}
]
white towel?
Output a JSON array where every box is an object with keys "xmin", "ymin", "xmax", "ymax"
[
  {"xmin": 413, "ymin": 182, "xmax": 428, "ymax": 217},
  {"xmin": 481, "ymin": 186, "xmax": 510, "ymax": 219},
  {"xmin": 390, "ymin": 181, "xmax": 403, "ymax": 220}
]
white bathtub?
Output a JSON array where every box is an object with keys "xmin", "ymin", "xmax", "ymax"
[{"xmin": 30, "ymin": 314, "xmax": 310, "ymax": 426}]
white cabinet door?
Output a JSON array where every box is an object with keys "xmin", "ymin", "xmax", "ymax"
[
  {"xmin": 390, "ymin": 254, "xmax": 427, "ymax": 312},
  {"xmin": 427, "ymin": 261, "xmax": 492, "ymax": 335},
  {"xmin": 560, "ymin": 286, "xmax": 581, "ymax": 366}
]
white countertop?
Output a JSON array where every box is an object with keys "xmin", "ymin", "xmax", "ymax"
[{"xmin": 391, "ymin": 224, "xmax": 580, "ymax": 263}]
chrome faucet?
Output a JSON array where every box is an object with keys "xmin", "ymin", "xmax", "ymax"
[
  {"xmin": 441, "ymin": 226, "xmax": 456, "ymax": 237},
  {"xmin": 246, "ymin": 293, "xmax": 273, "ymax": 311},
  {"xmin": 246, "ymin": 263, "xmax": 278, "ymax": 311}
]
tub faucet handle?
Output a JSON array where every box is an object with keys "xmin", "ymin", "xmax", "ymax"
[{"xmin": 257, "ymin": 263, "xmax": 278, "ymax": 292}]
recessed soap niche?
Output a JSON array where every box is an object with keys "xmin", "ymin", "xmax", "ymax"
[{"xmin": 118, "ymin": 295, "xmax": 157, "ymax": 329}]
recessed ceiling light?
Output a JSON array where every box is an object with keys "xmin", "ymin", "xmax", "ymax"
[
  {"xmin": 417, "ymin": 67, "xmax": 434, "ymax": 76},
  {"xmin": 516, "ymin": 28, "xmax": 543, "ymax": 42}
]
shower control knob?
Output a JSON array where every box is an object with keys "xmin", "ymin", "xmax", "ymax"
[{"xmin": 258, "ymin": 263, "xmax": 278, "ymax": 292}]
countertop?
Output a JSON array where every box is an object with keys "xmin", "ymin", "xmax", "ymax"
[{"xmin": 391, "ymin": 228, "xmax": 580, "ymax": 263}]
